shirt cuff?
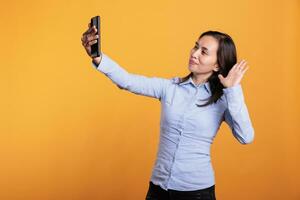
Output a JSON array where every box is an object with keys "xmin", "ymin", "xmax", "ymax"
[
  {"xmin": 222, "ymin": 84, "xmax": 244, "ymax": 106},
  {"xmin": 222, "ymin": 84, "xmax": 242, "ymax": 94},
  {"xmin": 91, "ymin": 53, "xmax": 117, "ymax": 74}
]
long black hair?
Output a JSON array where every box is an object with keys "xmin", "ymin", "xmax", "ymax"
[{"xmin": 178, "ymin": 30, "xmax": 237, "ymax": 107}]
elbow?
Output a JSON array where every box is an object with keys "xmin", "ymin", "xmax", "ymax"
[
  {"xmin": 233, "ymin": 126, "xmax": 255, "ymax": 145},
  {"xmin": 240, "ymin": 128, "xmax": 255, "ymax": 145},
  {"xmin": 117, "ymin": 85, "xmax": 125, "ymax": 90}
]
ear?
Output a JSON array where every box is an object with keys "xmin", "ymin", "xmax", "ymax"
[{"xmin": 213, "ymin": 64, "xmax": 219, "ymax": 72}]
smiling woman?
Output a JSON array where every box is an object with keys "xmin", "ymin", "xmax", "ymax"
[
  {"xmin": 180, "ymin": 30, "xmax": 247, "ymax": 108},
  {"xmin": 82, "ymin": 23, "xmax": 254, "ymax": 200}
]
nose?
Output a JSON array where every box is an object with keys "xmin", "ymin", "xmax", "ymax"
[{"xmin": 191, "ymin": 49, "xmax": 200, "ymax": 59}]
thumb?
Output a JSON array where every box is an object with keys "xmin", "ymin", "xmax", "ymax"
[{"xmin": 218, "ymin": 74, "xmax": 224, "ymax": 81}]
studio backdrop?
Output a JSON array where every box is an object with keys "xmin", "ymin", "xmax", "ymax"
[{"xmin": 2, "ymin": 0, "xmax": 299, "ymax": 199}]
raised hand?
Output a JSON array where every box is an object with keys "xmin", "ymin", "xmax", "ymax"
[
  {"xmin": 81, "ymin": 23, "xmax": 102, "ymax": 65},
  {"xmin": 218, "ymin": 60, "xmax": 249, "ymax": 88}
]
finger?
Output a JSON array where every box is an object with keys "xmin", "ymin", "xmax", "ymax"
[
  {"xmin": 84, "ymin": 39, "xmax": 98, "ymax": 47},
  {"xmin": 88, "ymin": 40, "xmax": 98, "ymax": 46},
  {"xmin": 82, "ymin": 26, "xmax": 95, "ymax": 37},
  {"xmin": 82, "ymin": 29, "xmax": 98, "ymax": 44},
  {"xmin": 81, "ymin": 32, "xmax": 90, "ymax": 43},
  {"xmin": 82, "ymin": 29, "xmax": 91, "ymax": 36},
  {"xmin": 238, "ymin": 61, "xmax": 248, "ymax": 71},
  {"xmin": 87, "ymin": 34, "xmax": 99, "ymax": 42},
  {"xmin": 218, "ymin": 74, "xmax": 225, "ymax": 81},
  {"xmin": 241, "ymin": 66, "xmax": 249, "ymax": 74},
  {"xmin": 232, "ymin": 61, "xmax": 242, "ymax": 72},
  {"xmin": 238, "ymin": 59, "xmax": 246, "ymax": 67},
  {"xmin": 92, "ymin": 26, "xmax": 98, "ymax": 33},
  {"xmin": 81, "ymin": 33, "xmax": 89, "ymax": 44},
  {"xmin": 229, "ymin": 63, "xmax": 239, "ymax": 74},
  {"xmin": 235, "ymin": 60, "xmax": 246, "ymax": 71},
  {"xmin": 83, "ymin": 27, "xmax": 97, "ymax": 41},
  {"xmin": 232, "ymin": 62, "xmax": 239, "ymax": 69},
  {"xmin": 81, "ymin": 32, "xmax": 89, "ymax": 41}
]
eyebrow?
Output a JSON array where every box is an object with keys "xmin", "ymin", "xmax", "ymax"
[{"xmin": 195, "ymin": 42, "xmax": 209, "ymax": 51}]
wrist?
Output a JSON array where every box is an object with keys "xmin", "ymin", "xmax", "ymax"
[{"xmin": 92, "ymin": 54, "xmax": 102, "ymax": 66}]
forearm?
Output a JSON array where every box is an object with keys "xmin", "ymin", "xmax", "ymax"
[
  {"xmin": 91, "ymin": 53, "xmax": 168, "ymax": 99},
  {"xmin": 223, "ymin": 84, "xmax": 255, "ymax": 144}
]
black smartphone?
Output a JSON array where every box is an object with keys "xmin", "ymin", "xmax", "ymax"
[{"xmin": 90, "ymin": 15, "xmax": 101, "ymax": 57}]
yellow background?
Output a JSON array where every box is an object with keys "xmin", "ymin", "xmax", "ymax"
[{"xmin": 2, "ymin": 0, "xmax": 299, "ymax": 199}]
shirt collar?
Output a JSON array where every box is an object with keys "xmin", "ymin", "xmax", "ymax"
[{"xmin": 177, "ymin": 76, "xmax": 211, "ymax": 94}]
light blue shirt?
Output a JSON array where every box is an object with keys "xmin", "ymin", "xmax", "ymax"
[{"xmin": 91, "ymin": 53, "xmax": 255, "ymax": 191}]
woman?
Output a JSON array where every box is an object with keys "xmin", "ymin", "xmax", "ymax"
[{"xmin": 81, "ymin": 23, "xmax": 255, "ymax": 200}]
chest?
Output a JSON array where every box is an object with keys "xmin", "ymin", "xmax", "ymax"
[{"xmin": 160, "ymin": 84, "xmax": 226, "ymax": 132}]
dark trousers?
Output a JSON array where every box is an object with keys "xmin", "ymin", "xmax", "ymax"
[{"xmin": 145, "ymin": 181, "xmax": 216, "ymax": 200}]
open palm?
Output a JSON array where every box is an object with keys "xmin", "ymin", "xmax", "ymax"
[{"xmin": 218, "ymin": 60, "xmax": 249, "ymax": 88}]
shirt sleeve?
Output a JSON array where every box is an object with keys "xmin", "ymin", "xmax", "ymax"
[
  {"xmin": 91, "ymin": 53, "xmax": 169, "ymax": 100},
  {"xmin": 222, "ymin": 84, "xmax": 255, "ymax": 144}
]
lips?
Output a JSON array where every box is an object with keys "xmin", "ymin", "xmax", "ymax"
[{"xmin": 189, "ymin": 59, "xmax": 198, "ymax": 65}]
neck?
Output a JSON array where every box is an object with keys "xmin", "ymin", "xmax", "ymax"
[{"xmin": 191, "ymin": 72, "xmax": 213, "ymax": 85}]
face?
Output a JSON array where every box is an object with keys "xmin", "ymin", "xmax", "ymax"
[{"xmin": 188, "ymin": 35, "xmax": 220, "ymax": 75}]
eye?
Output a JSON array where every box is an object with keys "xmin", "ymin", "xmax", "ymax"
[{"xmin": 201, "ymin": 50, "xmax": 207, "ymax": 55}]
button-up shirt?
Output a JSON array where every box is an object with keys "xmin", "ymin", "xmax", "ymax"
[{"xmin": 91, "ymin": 53, "xmax": 255, "ymax": 191}]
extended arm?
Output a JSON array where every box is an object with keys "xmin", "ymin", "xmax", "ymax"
[{"xmin": 91, "ymin": 53, "xmax": 169, "ymax": 100}]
